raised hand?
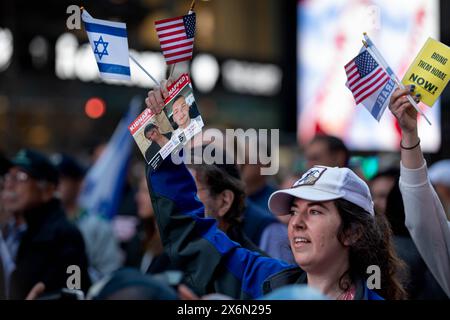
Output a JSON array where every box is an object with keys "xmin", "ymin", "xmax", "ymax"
[
  {"xmin": 145, "ymin": 79, "xmax": 173, "ymax": 114},
  {"xmin": 388, "ymin": 85, "xmax": 420, "ymax": 134}
]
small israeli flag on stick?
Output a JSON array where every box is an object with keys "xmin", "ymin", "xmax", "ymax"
[{"xmin": 82, "ymin": 9, "xmax": 131, "ymax": 81}]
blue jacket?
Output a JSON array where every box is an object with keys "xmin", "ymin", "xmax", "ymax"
[{"xmin": 147, "ymin": 157, "xmax": 383, "ymax": 300}]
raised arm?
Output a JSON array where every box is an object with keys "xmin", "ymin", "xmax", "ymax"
[
  {"xmin": 144, "ymin": 85, "xmax": 292, "ymax": 299},
  {"xmin": 389, "ymin": 86, "xmax": 450, "ymax": 297}
]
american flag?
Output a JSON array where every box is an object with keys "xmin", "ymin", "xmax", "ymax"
[
  {"xmin": 345, "ymin": 49, "xmax": 390, "ymax": 105},
  {"xmin": 155, "ymin": 13, "xmax": 196, "ymax": 65}
]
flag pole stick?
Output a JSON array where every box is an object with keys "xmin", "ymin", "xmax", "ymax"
[
  {"xmin": 362, "ymin": 34, "xmax": 431, "ymax": 126},
  {"xmin": 189, "ymin": 0, "xmax": 196, "ymax": 12},
  {"xmin": 169, "ymin": 63, "xmax": 176, "ymax": 79},
  {"xmin": 167, "ymin": 0, "xmax": 195, "ymax": 80},
  {"xmin": 129, "ymin": 54, "xmax": 160, "ymax": 86}
]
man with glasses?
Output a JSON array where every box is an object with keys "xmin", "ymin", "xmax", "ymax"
[{"xmin": 2, "ymin": 149, "xmax": 91, "ymax": 299}]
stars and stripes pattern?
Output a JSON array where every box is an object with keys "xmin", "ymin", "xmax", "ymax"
[
  {"xmin": 155, "ymin": 13, "xmax": 196, "ymax": 65},
  {"xmin": 345, "ymin": 49, "xmax": 390, "ymax": 105}
]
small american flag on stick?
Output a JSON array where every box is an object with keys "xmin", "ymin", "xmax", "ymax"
[
  {"xmin": 155, "ymin": 13, "xmax": 196, "ymax": 65},
  {"xmin": 345, "ymin": 49, "xmax": 390, "ymax": 105},
  {"xmin": 345, "ymin": 47, "xmax": 396, "ymax": 121}
]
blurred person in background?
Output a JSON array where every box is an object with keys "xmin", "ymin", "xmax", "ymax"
[
  {"xmin": 428, "ymin": 160, "xmax": 450, "ymax": 221},
  {"xmin": 369, "ymin": 168, "xmax": 399, "ymax": 215},
  {"xmin": 187, "ymin": 146, "xmax": 266, "ymax": 255},
  {"xmin": 238, "ymin": 140, "xmax": 277, "ymax": 218},
  {"xmin": 0, "ymin": 154, "xmax": 11, "ymax": 226},
  {"xmin": 304, "ymin": 135, "xmax": 349, "ymax": 169},
  {"xmin": 389, "ymin": 85, "xmax": 450, "ymax": 298},
  {"xmin": 190, "ymin": 131, "xmax": 282, "ymax": 251},
  {"xmin": 1, "ymin": 153, "xmax": 27, "ymax": 264},
  {"xmin": 0, "ymin": 154, "xmax": 13, "ymax": 299},
  {"xmin": 257, "ymin": 172, "xmax": 301, "ymax": 265},
  {"xmin": 304, "ymin": 134, "xmax": 367, "ymax": 182},
  {"xmin": 235, "ymin": 139, "xmax": 288, "ymax": 253},
  {"xmin": 3, "ymin": 149, "xmax": 90, "ymax": 299},
  {"xmin": 52, "ymin": 153, "xmax": 122, "ymax": 281},
  {"xmin": 88, "ymin": 141, "xmax": 138, "ymax": 219},
  {"xmin": 125, "ymin": 173, "xmax": 175, "ymax": 275},
  {"xmin": 87, "ymin": 140, "xmax": 138, "ymax": 263}
]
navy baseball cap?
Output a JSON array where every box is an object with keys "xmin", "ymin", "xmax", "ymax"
[
  {"xmin": 10, "ymin": 149, "xmax": 59, "ymax": 185},
  {"xmin": 51, "ymin": 153, "xmax": 86, "ymax": 180}
]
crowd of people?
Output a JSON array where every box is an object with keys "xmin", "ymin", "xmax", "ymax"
[{"xmin": 0, "ymin": 84, "xmax": 449, "ymax": 300}]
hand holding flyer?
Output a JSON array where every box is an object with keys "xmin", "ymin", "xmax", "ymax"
[{"xmin": 129, "ymin": 74, "xmax": 204, "ymax": 171}]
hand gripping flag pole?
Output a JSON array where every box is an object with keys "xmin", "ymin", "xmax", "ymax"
[
  {"xmin": 363, "ymin": 33, "xmax": 431, "ymax": 126},
  {"xmin": 168, "ymin": 0, "xmax": 197, "ymax": 79}
]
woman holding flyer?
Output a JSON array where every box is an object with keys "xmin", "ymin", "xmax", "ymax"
[
  {"xmin": 144, "ymin": 83, "xmax": 407, "ymax": 300},
  {"xmin": 389, "ymin": 86, "xmax": 450, "ymax": 298}
]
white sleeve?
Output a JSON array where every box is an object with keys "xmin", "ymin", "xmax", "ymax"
[{"xmin": 399, "ymin": 160, "xmax": 450, "ymax": 297}]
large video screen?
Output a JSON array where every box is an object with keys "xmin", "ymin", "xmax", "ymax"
[{"xmin": 297, "ymin": 0, "xmax": 440, "ymax": 152}]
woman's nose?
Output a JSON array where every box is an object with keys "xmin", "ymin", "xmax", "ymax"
[{"xmin": 290, "ymin": 213, "xmax": 306, "ymax": 230}]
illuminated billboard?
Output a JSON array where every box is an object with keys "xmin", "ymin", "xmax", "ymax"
[{"xmin": 298, "ymin": 0, "xmax": 440, "ymax": 152}]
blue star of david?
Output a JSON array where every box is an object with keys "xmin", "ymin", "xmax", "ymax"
[{"xmin": 93, "ymin": 36, "xmax": 109, "ymax": 60}]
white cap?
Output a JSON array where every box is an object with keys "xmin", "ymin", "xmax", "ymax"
[
  {"xmin": 429, "ymin": 160, "xmax": 450, "ymax": 187},
  {"xmin": 268, "ymin": 166, "xmax": 374, "ymax": 216}
]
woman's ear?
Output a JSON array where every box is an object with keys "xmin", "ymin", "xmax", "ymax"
[
  {"xmin": 216, "ymin": 189, "xmax": 235, "ymax": 218},
  {"xmin": 342, "ymin": 224, "xmax": 363, "ymax": 246}
]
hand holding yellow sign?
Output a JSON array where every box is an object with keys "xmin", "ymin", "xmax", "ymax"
[{"xmin": 402, "ymin": 37, "xmax": 450, "ymax": 107}]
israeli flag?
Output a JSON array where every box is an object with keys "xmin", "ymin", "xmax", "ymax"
[
  {"xmin": 78, "ymin": 96, "xmax": 141, "ymax": 219},
  {"xmin": 82, "ymin": 10, "xmax": 131, "ymax": 81}
]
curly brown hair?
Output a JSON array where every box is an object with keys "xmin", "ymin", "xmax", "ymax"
[{"xmin": 334, "ymin": 198, "xmax": 408, "ymax": 300}]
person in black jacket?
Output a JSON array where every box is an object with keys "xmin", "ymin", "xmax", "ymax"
[{"xmin": 3, "ymin": 149, "xmax": 91, "ymax": 299}]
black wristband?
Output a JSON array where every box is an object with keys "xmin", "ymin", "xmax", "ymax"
[{"xmin": 400, "ymin": 138, "xmax": 420, "ymax": 150}]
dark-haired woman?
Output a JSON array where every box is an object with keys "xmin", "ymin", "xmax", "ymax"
[{"xmin": 143, "ymin": 84, "xmax": 407, "ymax": 300}]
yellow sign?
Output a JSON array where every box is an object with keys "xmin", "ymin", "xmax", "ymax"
[{"xmin": 401, "ymin": 37, "xmax": 450, "ymax": 107}]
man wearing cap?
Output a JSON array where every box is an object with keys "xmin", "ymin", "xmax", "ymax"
[{"xmin": 2, "ymin": 149, "xmax": 91, "ymax": 299}]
